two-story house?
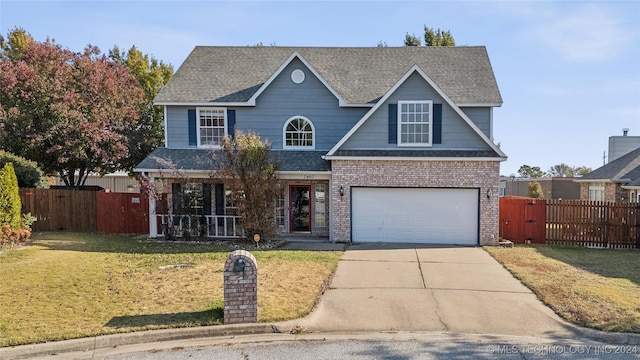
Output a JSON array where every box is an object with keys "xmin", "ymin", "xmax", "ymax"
[{"xmin": 134, "ymin": 46, "xmax": 506, "ymax": 245}]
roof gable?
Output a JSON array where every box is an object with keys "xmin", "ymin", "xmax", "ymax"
[
  {"xmin": 579, "ymin": 147, "xmax": 640, "ymax": 181},
  {"xmin": 326, "ymin": 66, "xmax": 506, "ymax": 158},
  {"xmin": 155, "ymin": 46, "xmax": 503, "ymax": 106},
  {"xmin": 247, "ymin": 52, "xmax": 349, "ymax": 106}
]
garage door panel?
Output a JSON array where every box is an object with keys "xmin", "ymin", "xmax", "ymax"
[{"xmin": 352, "ymin": 187, "xmax": 478, "ymax": 245}]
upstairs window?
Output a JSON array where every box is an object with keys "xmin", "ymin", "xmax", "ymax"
[
  {"xmin": 284, "ymin": 116, "xmax": 314, "ymax": 149},
  {"xmin": 197, "ymin": 108, "xmax": 226, "ymax": 147},
  {"xmin": 398, "ymin": 100, "xmax": 432, "ymax": 146}
]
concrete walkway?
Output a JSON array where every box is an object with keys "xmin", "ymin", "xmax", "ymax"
[{"xmin": 285, "ymin": 243, "xmax": 577, "ymax": 338}]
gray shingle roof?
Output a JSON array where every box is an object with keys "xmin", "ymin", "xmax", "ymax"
[
  {"xmin": 134, "ymin": 148, "xmax": 330, "ymax": 172},
  {"xmin": 156, "ymin": 46, "xmax": 502, "ymax": 105},
  {"xmin": 580, "ymin": 147, "xmax": 640, "ymax": 181}
]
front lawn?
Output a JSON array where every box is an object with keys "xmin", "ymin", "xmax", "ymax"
[
  {"xmin": 0, "ymin": 233, "xmax": 342, "ymax": 346},
  {"xmin": 485, "ymin": 245, "xmax": 640, "ymax": 333}
]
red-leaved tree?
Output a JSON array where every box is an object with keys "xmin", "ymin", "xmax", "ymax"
[{"xmin": 0, "ymin": 39, "xmax": 145, "ymax": 188}]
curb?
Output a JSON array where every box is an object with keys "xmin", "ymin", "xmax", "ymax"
[
  {"xmin": 572, "ymin": 326, "xmax": 640, "ymax": 345},
  {"xmin": 2, "ymin": 321, "xmax": 640, "ymax": 359},
  {"xmin": 0, "ymin": 323, "xmax": 278, "ymax": 360}
]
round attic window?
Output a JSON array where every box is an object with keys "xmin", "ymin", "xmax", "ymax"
[{"xmin": 291, "ymin": 69, "xmax": 305, "ymax": 84}]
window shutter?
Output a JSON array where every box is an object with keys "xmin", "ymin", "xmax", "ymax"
[
  {"xmin": 202, "ymin": 183, "xmax": 212, "ymax": 216},
  {"xmin": 188, "ymin": 109, "xmax": 197, "ymax": 146},
  {"xmin": 227, "ymin": 110, "xmax": 236, "ymax": 139},
  {"xmin": 172, "ymin": 183, "xmax": 182, "ymax": 215},
  {"xmin": 388, "ymin": 103, "xmax": 398, "ymax": 144},
  {"xmin": 215, "ymin": 183, "xmax": 225, "ymax": 215},
  {"xmin": 433, "ymin": 104, "xmax": 442, "ymax": 144}
]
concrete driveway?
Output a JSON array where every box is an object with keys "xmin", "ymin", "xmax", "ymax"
[{"xmin": 291, "ymin": 243, "xmax": 576, "ymax": 338}]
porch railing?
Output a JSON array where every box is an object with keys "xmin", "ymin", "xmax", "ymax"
[{"xmin": 158, "ymin": 214, "xmax": 243, "ymax": 239}]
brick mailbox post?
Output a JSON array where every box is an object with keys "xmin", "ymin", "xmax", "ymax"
[{"xmin": 223, "ymin": 250, "xmax": 258, "ymax": 324}]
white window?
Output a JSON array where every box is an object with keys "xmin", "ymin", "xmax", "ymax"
[
  {"xmin": 589, "ymin": 182, "xmax": 605, "ymax": 202},
  {"xmin": 398, "ymin": 100, "xmax": 432, "ymax": 146},
  {"xmin": 283, "ymin": 116, "xmax": 314, "ymax": 149},
  {"xmin": 314, "ymin": 184, "xmax": 326, "ymax": 227},
  {"xmin": 197, "ymin": 108, "xmax": 226, "ymax": 147},
  {"xmin": 275, "ymin": 193, "xmax": 285, "ymax": 226}
]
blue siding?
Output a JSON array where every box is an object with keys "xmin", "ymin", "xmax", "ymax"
[
  {"xmin": 164, "ymin": 58, "xmax": 368, "ymax": 150},
  {"xmin": 166, "ymin": 106, "xmax": 192, "ymax": 148},
  {"xmin": 460, "ymin": 107, "xmax": 491, "ymax": 138},
  {"xmin": 235, "ymin": 59, "xmax": 367, "ymax": 150},
  {"xmin": 341, "ymin": 73, "xmax": 491, "ymax": 150}
]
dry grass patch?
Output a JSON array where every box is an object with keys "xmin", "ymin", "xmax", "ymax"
[
  {"xmin": 485, "ymin": 245, "xmax": 640, "ymax": 333},
  {"xmin": 0, "ymin": 233, "xmax": 342, "ymax": 346}
]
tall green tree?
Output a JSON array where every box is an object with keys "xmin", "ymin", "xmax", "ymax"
[
  {"xmin": 424, "ymin": 26, "xmax": 455, "ymax": 46},
  {"xmin": 405, "ymin": 26, "xmax": 456, "ymax": 46},
  {"xmin": 0, "ymin": 33, "xmax": 146, "ymax": 188},
  {"xmin": 574, "ymin": 166, "xmax": 592, "ymax": 176},
  {"xmin": 0, "ymin": 150, "xmax": 46, "ymax": 188},
  {"xmin": 109, "ymin": 46, "xmax": 173, "ymax": 173},
  {"xmin": 0, "ymin": 163, "xmax": 21, "ymax": 229},
  {"xmin": 220, "ymin": 131, "xmax": 280, "ymax": 240},
  {"xmin": 547, "ymin": 163, "xmax": 574, "ymax": 177},
  {"xmin": 517, "ymin": 165, "xmax": 545, "ymax": 178},
  {"xmin": 404, "ymin": 33, "xmax": 421, "ymax": 46},
  {"xmin": 0, "ymin": 27, "xmax": 34, "ymax": 61}
]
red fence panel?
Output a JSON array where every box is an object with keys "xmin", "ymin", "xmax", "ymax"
[
  {"xmin": 96, "ymin": 192, "xmax": 149, "ymax": 234},
  {"xmin": 499, "ymin": 196, "xmax": 546, "ymax": 244}
]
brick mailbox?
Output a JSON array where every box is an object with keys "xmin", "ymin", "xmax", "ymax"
[{"xmin": 223, "ymin": 250, "xmax": 258, "ymax": 324}]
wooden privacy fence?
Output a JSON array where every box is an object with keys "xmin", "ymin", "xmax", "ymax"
[
  {"xmin": 500, "ymin": 196, "xmax": 640, "ymax": 249},
  {"xmin": 19, "ymin": 188, "xmax": 149, "ymax": 234}
]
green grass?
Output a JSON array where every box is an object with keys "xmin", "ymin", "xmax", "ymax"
[
  {"xmin": 0, "ymin": 233, "xmax": 342, "ymax": 346},
  {"xmin": 485, "ymin": 245, "xmax": 640, "ymax": 333}
]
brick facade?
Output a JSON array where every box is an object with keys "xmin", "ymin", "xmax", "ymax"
[{"xmin": 330, "ymin": 160, "xmax": 501, "ymax": 245}]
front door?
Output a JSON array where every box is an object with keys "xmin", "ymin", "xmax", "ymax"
[{"xmin": 290, "ymin": 185, "xmax": 311, "ymax": 232}]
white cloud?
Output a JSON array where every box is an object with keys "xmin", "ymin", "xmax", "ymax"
[{"xmin": 532, "ymin": 3, "xmax": 637, "ymax": 63}]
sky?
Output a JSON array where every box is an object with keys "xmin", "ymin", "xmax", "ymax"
[{"xmin": 1, "ymin": 0, "xmax": 639, "ymax": 176}]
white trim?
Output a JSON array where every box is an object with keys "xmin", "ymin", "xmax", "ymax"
[
  {"xmin": 458, "ymin": 103, "xmax": 503, "ymax": 107},
  {"xmin": 247, "ymin": 52, "xmax": 351, "ymax": 107},
  {"xmin": 327, "ymin": 65, "xmax": 506, "ymax": 158},
  {"xmin": 489, "ymin": 107, "xmax": 494, "ymax": 141},
  {"xmin": 397, "ymin": 100, "xmax": 433, "ymax": 147},
  {"xmin": 573, "ymin": 178, "xmax": 613, "ymax": 183},
  {"xmin": 283, "ymin": 116, "xmax": 316, "ymax": 149},
  {"xmin": 154, "ymin": 101, "xmax": 375, "ymax": 108},
  {"xmin": 323, "ymin": 155, "xmax": 506, "ymax": 162},
  {"xmin": 277, "ymin": 171, "xmax": 332, "ymax": 180},
  {"xmin": 196, "ymin": 107, "xmax": 227, "ymax": 149},
  {"xmin": 163, "ymin": 106, "xmax": 168, "ymax": 147}
]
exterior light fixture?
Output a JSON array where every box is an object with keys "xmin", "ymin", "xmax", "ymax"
[
  {"xmin": 339, "ymin": 186, "xmax": 344, "ymax": 197},
  {"xmin": 487, "ymin": 188, "xmax": 493, "ymax": 199}
]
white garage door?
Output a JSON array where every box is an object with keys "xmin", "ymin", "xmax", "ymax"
[{"xmin": 352, "ymin": 187, "xmax": 479, "ymax": 245}]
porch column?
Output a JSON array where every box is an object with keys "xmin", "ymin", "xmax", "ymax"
[{"xmin": 148, "ymin": 176, "xmax": 158, "ymax": 238}]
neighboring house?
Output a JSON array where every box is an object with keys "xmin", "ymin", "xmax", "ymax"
[
  {"xmin": 134, "ymin": 46, "xmax": 506, "ymax": 245},
  {"xmin": 502, "ymin": 177, "xmax": 580, "ymax": 199},
  {"xmin": 51, "ymin": 171, "xmax": 141, "ymax": 193},
  {"xmin": 575, "ymin": 147, "xmax": 640, "ymax": 203}
]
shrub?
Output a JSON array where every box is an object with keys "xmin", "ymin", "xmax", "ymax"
[
  {"xmin": 1, "ymin": 224, "xmax": 31, "ymax": 246},
  {"xmin": 0, "ymin": 150, "xmax": 47, "ymax": 188},
  {"xmin": 0, "ymin": 162, "xmax": 21, "ymax": 229}
]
